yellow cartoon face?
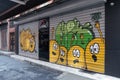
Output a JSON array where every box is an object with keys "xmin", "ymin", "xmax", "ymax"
[
  {"xmin": 68, "ymin": 46, "xmax": 85, "ymax": 68},
  {"xmin": 85, "ymin": 38, "xmax": 105, "ymax": 73},
  {"xmin": 20, "ymin": 29, "xmax": 36, "ymax": 52},
  {"xmin": 49, "ymin": 40, "xmax": 59, "ymax": 63},
  {"xmin": 56, "ymin": 46, "xmax": 67, "ymax": 65}
]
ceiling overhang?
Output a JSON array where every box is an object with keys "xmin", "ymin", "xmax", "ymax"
[{"xmin": 0, "ymin": 0, "xmax": 50, "ymax": 21}]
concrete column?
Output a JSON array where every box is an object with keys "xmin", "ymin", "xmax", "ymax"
[
  {"xmin": 7, "ymin": 19, "xmax": 10, "ymax": 51},
  {"xmin": 0, "ymin": 28, "xmax": 1, "ymax": 49}
]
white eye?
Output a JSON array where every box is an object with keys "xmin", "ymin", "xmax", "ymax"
[
  {"xmin": 90, "ymin": 45, "xmax": 94, "ymax": 54},
  {"xmin": 60, "ymin": 49, "xmax": 65, "ymax": 56},
  {"xmin": 73, "ymin": 49, "xmax": 77, "ymax": 57},
  {"xmin": 73, "ymin": 49, "xmax": 80, "ymax": 57},
  {"xmin": 76, "ymin": 49, "xmax": 80, "ymax": 58},
  {"xmin": 93, "ymin": 43, "xmax": 99, "ymax": 54},
  {"xmin": 53, "ymin": 43, "xmax": 58, "ymax": 50}
]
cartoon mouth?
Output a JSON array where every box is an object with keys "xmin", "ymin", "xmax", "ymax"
[
  {"xmin": 60, "ymin": 58, "xmax": 64, "ymax": 62},
  {"xmin": 73, "ymin": 59, "xmax": 79, "ymax": 64},
  {"xmin": 92, "ymin": 55, "xmax": 97, "ymax": 62},
  {"xmin": 52, "ymin": 52, "xmax": 56, "ymax": 55}
]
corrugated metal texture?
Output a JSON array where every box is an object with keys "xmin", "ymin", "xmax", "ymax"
[
  {"xmin": 50, "ymin": 6, "xmax": 105, "ymax": 39},
  {"xmin": 18, "ymin": 21, "xmax": 39, "ymax": 59},
  {"xmin": 0, "ymin": 24, "xmax": 8, "ymax": 50},
  {"xmin": 50, "ymin": 5, "xmax": 105, "ymax": 73}
]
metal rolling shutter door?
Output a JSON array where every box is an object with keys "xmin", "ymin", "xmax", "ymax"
[
  {"xmin": 50, "ymin": 5, "xmax": 105, "ymax": 73},
  {"xmin": 18, "ymin": 21, "xmax": 39, "ymax": 59}
]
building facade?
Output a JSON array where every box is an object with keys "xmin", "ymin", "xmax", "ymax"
[{"xmin": 0, "ymin": 0, "xmax": 120, "ymax": 78}]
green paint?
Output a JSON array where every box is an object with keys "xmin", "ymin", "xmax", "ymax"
[
  {"xmin": 55, "ymin": 18, "xmax": 94, "ymax": 50},
  {"xmin": 91, "ymin": 12, "xmax": 102, "ymax": 21}
]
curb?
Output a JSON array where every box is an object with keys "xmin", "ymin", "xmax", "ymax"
[
  {"xmin": 0, "ymin": 51, "xmax": 15, "ymax": 57},
  {"xmin": 10, "ymin": 55, "xmax": 120, "ymax": 80}
]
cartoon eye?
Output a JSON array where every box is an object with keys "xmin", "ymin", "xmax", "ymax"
[
  {"xmin": 90, "ymin": 45, "xmax": 94, "ymax": 54},
  {"xmin": 93, "ymin": 43, "xmax": 99, "ymax": 54},
  {"xmin": 90, "ymin": 43, "xmax": 100, "ymax": 54},
  {"xmin": 76, "ymin": 49, "xmax": 80, "ymax": 58},
  {"xmin": 53, "ymin": 43, "xmax": 58, "ymax": 50},
  {"xmin": 60, "ymin": 49, "xmax": 65, "ymax": 56},
  {"xmin": 73, "ymin": 49, "xmax": 80, "ymax": 58},
  {"xmin": 73, "ymin": 49, "xmax": 77, "ymax": 57}
]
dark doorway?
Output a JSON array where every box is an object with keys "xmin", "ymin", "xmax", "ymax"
[
  {"xmin": 39, "ymin": 19, "xmax": 49, "ymax": 61},
  {"xmin": 10, "ymin": 32, "xmax": 15, "ymax": 51}
]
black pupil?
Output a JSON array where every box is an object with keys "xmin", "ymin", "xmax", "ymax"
[{"xmin": 94, "ymin": 48, "xmax": 96, "ymax": 51}]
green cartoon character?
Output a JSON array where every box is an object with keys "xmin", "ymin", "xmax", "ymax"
[
  {"xmin": 55, "ymin": 18, "xmax": 94, "ymax": 50},
  {"xmin": 67, "ymin": 20, "xmax": 94, "ymax": 49},
  {"xmin": 55, "ymin": 21, "xmax": 67, "ymax": 48}
]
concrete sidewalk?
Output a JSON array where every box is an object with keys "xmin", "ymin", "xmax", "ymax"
[
  {"xmin": 0, "ymin": 50, "xmax": 15, "ymax": 56},
  {"xmin": 0, "ymin": 50, "xmax": 120, "ymax": 80}
]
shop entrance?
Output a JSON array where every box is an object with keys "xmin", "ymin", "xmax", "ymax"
[{"xmin": 39, "ymin": 19, "xmax": 49, "ymax": 61}]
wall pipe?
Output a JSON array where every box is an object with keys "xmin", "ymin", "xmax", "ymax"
[{"xmin": 14, "ymin": 0, "xmax": 105, "ymax": 25}]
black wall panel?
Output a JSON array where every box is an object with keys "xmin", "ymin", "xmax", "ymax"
[
  {"xmin": 105, "ymin": 0, "xmax": 120, "ymax": 78},
  {"xmin": 15, "ymin": 25, "xmax": 19, "ymax": 54}
]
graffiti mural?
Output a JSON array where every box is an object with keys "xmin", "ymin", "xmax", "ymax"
[
  {"xmin": 85, "ymin": 12, "xmax": 105, "ymax": 73},
  {"xmin": 50, "ymin": 18, "xmax": 94, "ymax": 67},
  {"xmin": 50, "ymin": 11, "xmax": 105, "ymax": 73},
  {"xmin": 20, "ymin": 29, "xmax": 36, "ymax": 52}
]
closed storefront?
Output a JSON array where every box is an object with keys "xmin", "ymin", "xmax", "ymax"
[
  {"xmin": 19, "ymin": 21, "xmax": 39, "ymax": 59},
  {"xmin": 11, "ymin": 0, "xmax": 120, "ymax": 78},
  {"xmin": 50, "ymin": 5, "xmax": 105, "ymax": 73},
  {"xmin": 0, "ymin": 24, "xmax": 8, "ymax": 50}
]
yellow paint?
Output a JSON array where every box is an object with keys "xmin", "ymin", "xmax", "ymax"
[
  {"xmin": 49, "ymin": 40, "xmax": 60, "ymax": 63},
  {"xmin": 20, "ymin": 29, "xmax": 35, "ymax": 52},
  {"xmin": 85, "ymin": 38, "xmax": 105, "ymax": 73},
  {"xmin": 68, "ymin": 46, "xmax": 85, "ymax": 68},
  {"xmin": 29, "ymin": 37, "xmax": 35, "ymax": 52},
  {"xmin": 95, "ymin": 21, "xmax": 104, "ymax": 43},
  {"xmin": 56, "ymin": 46, "xmax": 67, "ymax": 65}
]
